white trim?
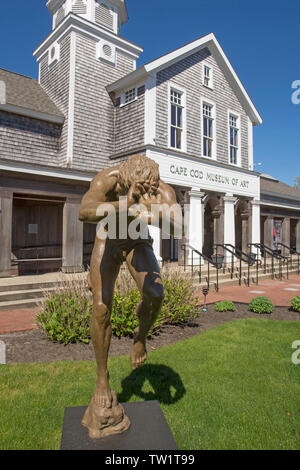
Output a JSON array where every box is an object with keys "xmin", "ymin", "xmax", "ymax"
[
  {"xmin": 168, "ymin": 82, "xmax": 187, "ymax": 153},
  {"xmin": 260, "ymin": 201, "xmax": 300, "ymax": 212},
  {"xmin": 0, "ymin": 103, "xmax": 64, "ymax": 124},
  {"xmin": 0, "ymin": 160, "xmax": 94, "ymax": 182},
  {"xmin": 201, "ymin": 97, "xmax": 216, "ymax": 160},
  {"xmin": 144, "ymin": 74, "xmax": 157, "ymax": 146},
  {"xmin": 67, "ymin": 31, "xmax": 76, "ymax": 166},
  {"xmin": 248, "ymin": 117, "xmax": 254, "ymax": 171},
  {"xmin": 34, "ymin": 13, "xmax": 142, "ymax": 62},
  {"xmin": 227, "ymin": 109, "xmax": 241, "ymax": 168},
  {"xmin": 202, "ymin": 61, "xmax": 213, "ymax": 90},
  {"xmin": 107, "ymin": 33, "xmax": 262, "ymax": 125}
]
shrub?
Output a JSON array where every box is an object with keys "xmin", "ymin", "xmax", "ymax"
[
  {"xmin": 291, "ymin": 295, "xmax": 300, "ymax": 312},
  {"xmin": 36, "ymin": 274, "xmax": 92, "ymax": 344},
  {"xmin": 215, "ymin": 300, "xmax": 236, "ymax": 312},
  {"xmin": 249, "ymin": 296, "xmax": 274, "ymax": 314},
  {"xmin": 36, "ymin": 266, "xmax": 200, "ymax": 344}
]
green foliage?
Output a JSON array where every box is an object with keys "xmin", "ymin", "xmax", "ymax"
[
  {"xmin": 36, "ymin": 276, "xmax": 92, "ymax": 345},
  {"xmin": 215, "ymin": 300, "xmax": 236, "ymax": 312},
  {"xmin": 249, "ymin": 296, "xmax": 274, "ymax": 314},
  {"xmin": 290, "ymin": 295, "xmax": 300, "ymax": 312},
  {"xmin": 36, "ymin": 268, "xmax": 200, "ymax": 344}
]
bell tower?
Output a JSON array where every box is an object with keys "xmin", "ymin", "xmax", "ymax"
[
  {"xmin": 46, "ymin": 0, "xmax": 128, "ymax": 36},
  {"xmin": 33, "ymin": 1, "xmax": 142, "ymax": 169}
]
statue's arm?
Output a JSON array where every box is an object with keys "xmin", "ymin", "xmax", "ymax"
[
  {"xmin": 136, "ymin": 180, "xmax": 182, "ymax": 237},
  {"xmin": 78, "ymin": 172, "xmax": 119, "ymax": 224}
]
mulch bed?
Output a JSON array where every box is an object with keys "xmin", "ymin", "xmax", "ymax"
[{"xmin": 1, "ymin": 303, "xmax": 299, "ymax": 364}]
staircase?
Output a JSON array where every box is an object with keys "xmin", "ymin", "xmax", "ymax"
[
  {"xmin": 0, "ymin": 272, "xmax": 86, "ymax": 311},
  {"xmin": 0, "ymin": 256, "xmax": 299, "ymax": 311},
  {"xmin": 163, "ymin": 255, "xmax": 300, "ymax": 291}
]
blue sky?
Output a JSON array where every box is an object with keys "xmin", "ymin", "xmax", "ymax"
[{"xmin": 0, "ymin": 0, "xmax": 299, "ymax": 186}]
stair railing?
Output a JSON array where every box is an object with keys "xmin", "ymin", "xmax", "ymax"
[{"xmin": 181, "ymin": 244, "xmax": 224, "ymax": 292}]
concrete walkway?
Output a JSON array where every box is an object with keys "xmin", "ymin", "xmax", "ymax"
[{"xmin": 0, "ymin": 275, "xmax": 300, "ymax": 334}]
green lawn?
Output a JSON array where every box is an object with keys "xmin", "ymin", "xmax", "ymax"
[{"xmin": 0, "ymin": 318, "xmax": 300, "ymax": 450}]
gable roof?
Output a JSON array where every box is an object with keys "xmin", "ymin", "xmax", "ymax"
[
  {"xmin": 107, "ymin": 32, "xmax": 262, "ymax": 125},
  {"xmin": 260, "ymin": 174, "xmax": 300, "ymax": 202},
  {"xmin": 0, "ymin": 68, "xmax": 64, "ymax": 124}
]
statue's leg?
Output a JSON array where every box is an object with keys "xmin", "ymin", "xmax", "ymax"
[
  {"xmin": 126, "ymin": 244, "xmax": 164, "ymax": 370},
  {"xmin": 82, "ymin": 237, "xmax": 130, "ymax": 439},
  {"xmin": 88, "ymin": 237, "xmax": 120, "ymax": 407}
]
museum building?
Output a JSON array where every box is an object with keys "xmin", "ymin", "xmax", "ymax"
[{"xmin": 0, "ymin": 0, "xmax": 300, "ymax": 276}]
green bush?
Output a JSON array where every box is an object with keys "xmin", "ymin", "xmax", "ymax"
[
  {"xmin": 215, "ymin": 300, "xmax": 236, "ymax": 312},
  {"xmin": 36, "ymin": 268, "xmax": 200, "ymax": 344},
  {"xmin": 249, "ymin": 296, "xmax": 274, "ymax": 314},
  {"xmin": 291, "ymin": 295, "xmax": 300, "ymax": 312},
  {"xmin": 36, "ymin": 275, "xmax": 92, "ymax": 344}
]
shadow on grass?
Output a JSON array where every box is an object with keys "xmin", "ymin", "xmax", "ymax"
[{"xmin": 117, "ymin": 364, "xmax": 186, "ymax": 405}]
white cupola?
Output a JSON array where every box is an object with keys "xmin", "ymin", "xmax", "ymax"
[{"xmin": 46, "ymin": 0, "xmax": 128, "ymax": 35}]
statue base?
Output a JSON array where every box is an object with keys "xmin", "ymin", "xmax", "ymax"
[
  {"xmin": 81, "ymin": 391, "xmax": 130, "ymax": 439},
  {"xmin": 61, "ymin": 400, "xmax": 178, "ymax": 450}
]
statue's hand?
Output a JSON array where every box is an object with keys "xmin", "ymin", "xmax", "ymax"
[{"xmin": 127, "ymin": 180, "xmax": 146, "ymax": 206}]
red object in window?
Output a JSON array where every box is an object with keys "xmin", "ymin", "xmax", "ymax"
[{"xmin": 273, "ymin": 228, "xmax": 277, "ymax": 237}]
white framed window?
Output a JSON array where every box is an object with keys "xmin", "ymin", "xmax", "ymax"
[
  {"xmin": 228, "ymin": 111, "xmax": 241, "ymax": 166},
  {"xmin": 201, "ymin": 99, "xmax": 216, "ymax": 159},
  {"xmin": 203, "ymin": 62, "xmax": 213, "ymax": 89},
  {"xmin": 125, "ymin": 88, "xmax": 136, "ymax": 104},
  {"xmin": 168, "ymin": 84, "xmax": 186, "ymax": 151}
]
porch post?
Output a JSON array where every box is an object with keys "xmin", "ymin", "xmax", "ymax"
[
  {"xmin": 282, "ymin": 218, "xmax": 290, "ymax": 248},
  {"xmin": 223, "ymin": 194, "xmax": 237, "ymax": 261},
  {"xmin": 62, "ymin": 198, "xmax": 83, "ymax": 273},
  {"xmin": 296, "ymin": 220, "xmax": 300, "ymax": 252},
  {"xmin": 0, "ymin": 190, "xmax": 13, "ymax": 277},
  {"xmin": 148, "ymin": 224, "xmax": 162, "ymax": 263},
  {"xmin": 186, "ymin": 190, "xmax": 205, "ymax": 264}
]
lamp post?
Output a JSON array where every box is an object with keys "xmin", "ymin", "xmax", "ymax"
[{"xmin": 202, "ymin": 285, "xmax": 209, "ymax": 312}]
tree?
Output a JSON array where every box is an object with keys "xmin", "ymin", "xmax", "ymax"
[{"xmin": 294, "ymin": 176, "xmax": 300, "ymax": 190}]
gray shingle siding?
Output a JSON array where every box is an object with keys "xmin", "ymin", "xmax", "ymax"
[
  {"xmin": 39, "ymin": 35, "xmax": 71, "ymax": 166},
  {"xmin": 0, "ymin": 111, "xmax": 61, "ymax": 165},
  {"xmin": 156, "ymin": 47, "xmax": 250, "ymax": 170},
  {"xmin": 71, "ymin": 34, "xmax": 136, "ymax": 171},
  {"xmin": 113, "ymin": 87, "xmax": 145, "ymax": 154}
]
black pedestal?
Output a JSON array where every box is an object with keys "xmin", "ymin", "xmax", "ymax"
[{"xmin": 61, "ymin": 400, "xmax": 178, "ymax": 450}]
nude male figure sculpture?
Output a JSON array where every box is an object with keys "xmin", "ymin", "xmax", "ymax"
[{"xmin": 78, "ymin": 154, "xmax": 182, "ymax": 438}]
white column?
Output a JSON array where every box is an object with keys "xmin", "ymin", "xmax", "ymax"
[
  {"xmin": 149, "ymin": 224, "xmax": 162, "ymax": 262},
  {"xmin": 186, "ymin": 190, "xmax": 205, "ymax": 264},
  {"xmin": 224, "ymin": 194, "xmax": 237, "ymax": 262},
  {"xmin": 251, "ymin": 199, "xmax": 261, "ymax": 245}
]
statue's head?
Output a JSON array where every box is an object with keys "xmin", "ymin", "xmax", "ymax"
[{"xmin": 117, "ymin": 154, "xmax": 160, "ymax": 195}]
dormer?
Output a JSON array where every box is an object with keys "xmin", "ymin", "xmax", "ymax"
[{"xmin": 46, "ymin": 0, "xmax": 128, "ymax": 35}]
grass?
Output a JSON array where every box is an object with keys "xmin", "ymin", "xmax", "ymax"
[{"xmin": 0, "ymin": 318, "xmax": 300, "ymax": 450}]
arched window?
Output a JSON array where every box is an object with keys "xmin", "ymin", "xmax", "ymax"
[{"xmin": 95, "ymin": 1, "xmax": 114, "ymax": 31}]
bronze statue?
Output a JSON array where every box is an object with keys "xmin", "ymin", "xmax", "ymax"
[{"xmin": 78, "ymin": 154, "xmax": 182, "ymax": 438}]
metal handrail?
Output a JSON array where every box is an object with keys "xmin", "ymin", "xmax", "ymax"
[
  {"xmin": 181, "ymin": 244, "xmax": 223, "ymax": 292},
  {"xmin": 276, "ymin": 242, "xmax": 300, "ymax": 275},
  {"xmin": 214, "ymin": 243, "xmax": 259, "ymax": 287},
  {"xmin": 248, "ymin": 243, "xmax": 289, "ymax": 281}
]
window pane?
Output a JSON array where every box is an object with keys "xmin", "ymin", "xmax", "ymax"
[
  {"xmin": 177, "ymin": 107, "xmax": 182, "ymax": 128},
  {"xmin": 208, "ymin": 118, "xmax": 213, "ymax": 138},
  {"xmin": 171, "ymin": 104, "xmax": 176, "ymax": 126},
  {"xmin": 176, "ymin": 128, "xmax": 182, "ymax": 149},
  {"xmin": 171, "ymin": 127, "xmax": 176, "ymax": 148}
]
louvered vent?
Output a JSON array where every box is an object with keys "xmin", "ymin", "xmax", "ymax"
[
  {"xmin": 95, "ymin": 3, "xmax": 114, "ymax": 31},
  {"xmin": 55, "ymin": 6, "xmax": 65, "ymax": 27},
  {"xmin": 72, "ymin": 0, "xmax": 87, "ymax": 15}
]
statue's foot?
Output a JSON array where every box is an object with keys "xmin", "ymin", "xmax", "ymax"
[
  {"xmin": 93, "ymin": 378, "xmax": 112, "ymax": 408},
  {"xmin": 82, "ymin": 391, "xmax": 130, "ymax": 439},
  {"xmin": 130, "ymin": 341, "xmax": 147, "ymax": 370}
]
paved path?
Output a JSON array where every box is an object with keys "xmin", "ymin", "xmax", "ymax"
[
  {"xmin": 198, "ymin": 275, "xmax": 300, "ymax": 307},
  {"xmin": 1, "ymin": 275, "xmax": 300, "ymax": 334}
]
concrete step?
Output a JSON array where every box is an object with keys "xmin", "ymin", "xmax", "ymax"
[
  {"xmin": 0, "ymin": 287, "xmax": 57, "ymax": 303},
  {"xmin": 0, "ymin": 297, "xmax": 45, "ymax": 311}
]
